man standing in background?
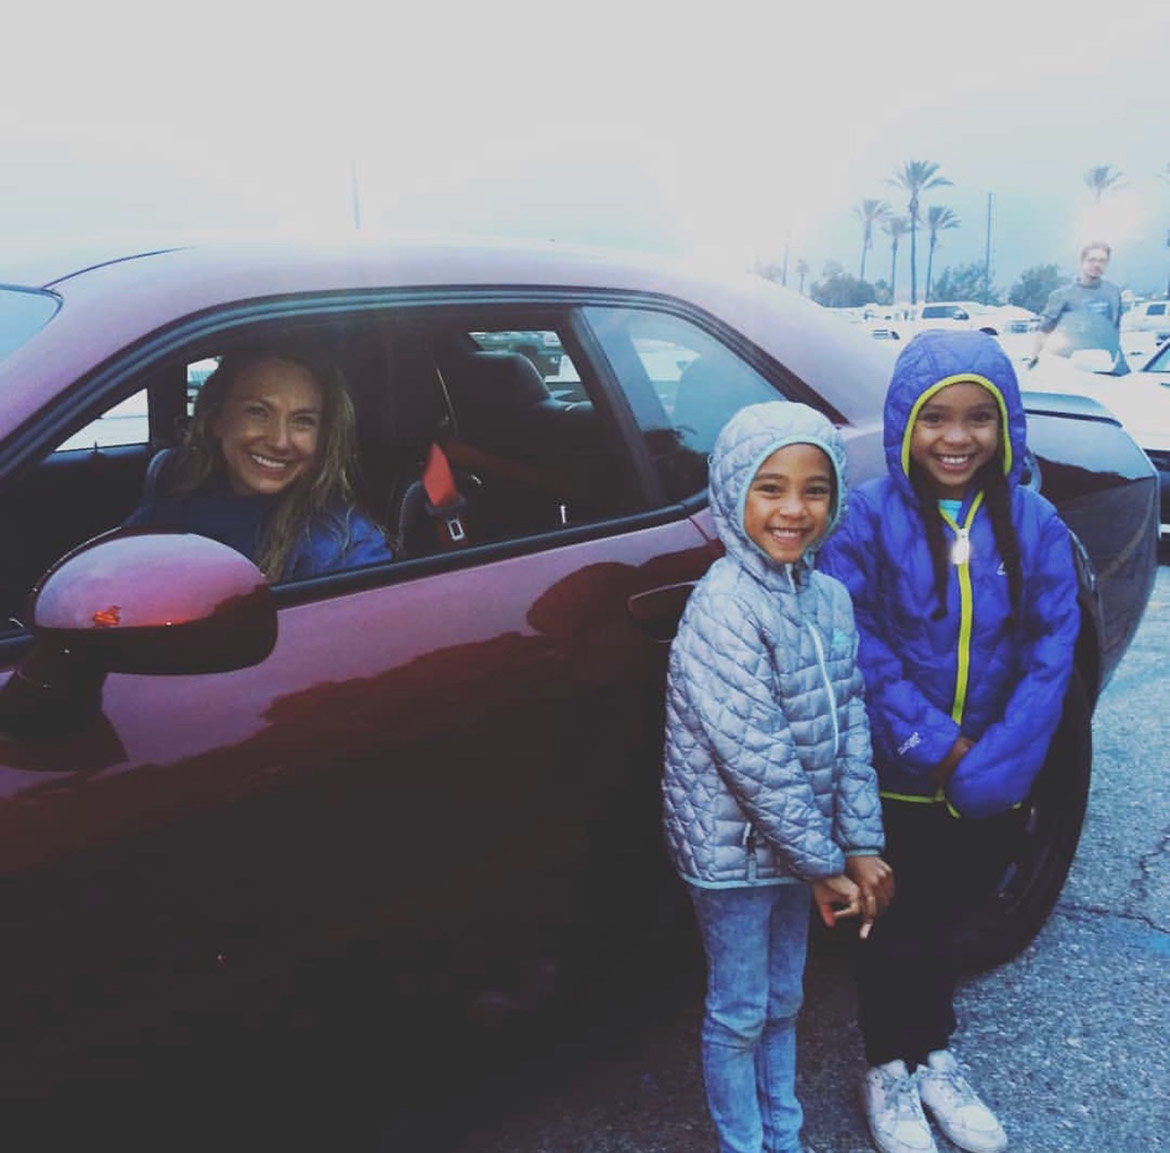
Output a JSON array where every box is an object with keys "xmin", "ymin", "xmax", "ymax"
[{"xmin": 1029, "ymin": 242, "xmax": 1126, "ymax": 371}]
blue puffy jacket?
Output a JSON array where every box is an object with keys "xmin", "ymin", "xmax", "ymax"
[
  {"xmin": 818, "ymin": 330, "xmax": 1079, "ymax": 818},
  {"xmin": 125, "ymin": 474, "xmax": 392, "ymax": 580}
]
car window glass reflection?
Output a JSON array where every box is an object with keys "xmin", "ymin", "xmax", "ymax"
[
  {"xmin": 55, "ymin": 390, "xmax": 150, "ymax": 452},
  {"xmin": 586, "ymin": 306, "xmax": 781, "ymax": 502}
]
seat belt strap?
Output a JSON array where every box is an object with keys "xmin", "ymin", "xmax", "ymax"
[{"xmin": 420, "ymin": 442, "xmax": 465, "ymax": 543}]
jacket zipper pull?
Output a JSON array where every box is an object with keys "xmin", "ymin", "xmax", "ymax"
[
  {"xmin": 744, "ymin": 824, "xmax": 758, "ymax": 882},
  {"xmin": 951, "ymin": 527, "xmax": 971, "ymax": 566}
]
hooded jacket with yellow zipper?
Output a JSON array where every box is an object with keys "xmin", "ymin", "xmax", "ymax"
[{"xmin": 817, "ymin": 329, "xmax": 1079, "ymax": 819}]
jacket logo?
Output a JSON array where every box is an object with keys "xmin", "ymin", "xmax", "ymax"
[
  {"xmin": 996, "ymin": 561, "xmax": 1007, "ymax": 576},
  {"xmin": 897, "ymin": 731, "xmax": 922, "ymax": 756}
]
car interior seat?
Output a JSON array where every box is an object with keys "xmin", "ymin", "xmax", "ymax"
[
  {"xmin": 348, "ymin": 334, "xmax": 485, "ymax": 559},
  {"xmin": 141, "ymin": 445, "xmax": 180, "ymax": 503},
  {"xmin": 435, "ymin": 342, "xmax": 627, "ymax": 528}
]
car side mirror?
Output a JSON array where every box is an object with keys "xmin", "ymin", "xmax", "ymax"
[{"xmin": 0, "ymin": 532, "xmax": 277, "ymax": 736}]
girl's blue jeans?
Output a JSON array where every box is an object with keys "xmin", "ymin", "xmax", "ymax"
[{"xmin": 689, "ymin": 882, "xmax": 811, "ymax": 1153}]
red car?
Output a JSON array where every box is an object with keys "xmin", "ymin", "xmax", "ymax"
[{"xmin": 0, "ymin": 238, "xmax": 1158, "ymax": 1089}]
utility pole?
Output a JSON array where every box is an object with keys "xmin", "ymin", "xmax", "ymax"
[
  {"xmin": 982, "ymin": 192, "xmax": 993, "ymax": 304},
  {"xmin": 351, "ymin": 160, "xmax": 362, "ymax": 232}
]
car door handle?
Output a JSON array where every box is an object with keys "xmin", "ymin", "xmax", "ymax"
[{"xmin": 626, "ymin": 583, "xmax": 696, "ymax": 642}]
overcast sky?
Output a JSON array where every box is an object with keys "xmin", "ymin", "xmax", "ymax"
[{"xmin": 4, "ymin": 0, "xmax": 1168, "ymax": 296}]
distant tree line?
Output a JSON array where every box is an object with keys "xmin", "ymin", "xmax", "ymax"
[
  {"xmin": 756, "ymin": 157, "xmax": 1160, "ymax": 309},
  {"xmin": 802, "ymin": 259, "xmax": 1070, "ymax": 315}
]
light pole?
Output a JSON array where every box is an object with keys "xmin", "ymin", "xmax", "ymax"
[
  {"xmin": 351, "ymin": 160, "xmax": 362, "ymax": 232},
  {"xmin": 982, "ymin": 192, "xmax": 993, "ymax": 305}
]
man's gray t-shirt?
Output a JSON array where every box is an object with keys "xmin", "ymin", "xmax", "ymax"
[{"xmin": 1039, "ymin": 279, "xmax": 1122, "ymax": 349}]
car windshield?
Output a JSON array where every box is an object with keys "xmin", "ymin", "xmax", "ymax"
[
  {"xmin": 0, "ymin": 287, "xmax": 60, "ymax": 362},
  {"xmin": 1144, "ymin": 343, "xmax": 1170, "ymax": 373}
]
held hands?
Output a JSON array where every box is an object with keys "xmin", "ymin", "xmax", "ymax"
[
  {"xmin": 845, "ymin": 855, "xmax": 895, "ymax": 939},
  {"xmin": 933, "ymin": 736, "xmax": 974, "ymax": 788},
  {"xmin": 811, "ymin": 874, "xmax": 863, "ymax": 936}
]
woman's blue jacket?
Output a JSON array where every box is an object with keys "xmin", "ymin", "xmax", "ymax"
[
  {"xmin": 818, "ymin": 329, "xmax": 1079, "ymax": 818},
  {"xmin": 125, "ymin": 475, "xmax": 392, "ymax": 580}
]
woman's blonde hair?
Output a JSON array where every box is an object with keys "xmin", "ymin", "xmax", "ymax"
[{"xmin": 169, "ymin": 346, "xmax": 363, "ymax": 580}]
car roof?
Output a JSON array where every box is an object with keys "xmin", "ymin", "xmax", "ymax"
[{"xmin": 0, "ymin": 234, "xmax": 893, "ymax": 434}]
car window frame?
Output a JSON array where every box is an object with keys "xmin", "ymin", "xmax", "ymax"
[
  {"xmin": 0, "ymin": 287, "xmax": 728, "ymax": 647},
  {"xmin": 0, "ymin": 283, "xmax": 845, "ymax": 646},
  {"xmin": 572, "ymin": 292, "xmax": 844, "ymax": 512}
]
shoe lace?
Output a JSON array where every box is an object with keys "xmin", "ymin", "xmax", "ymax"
[
  {"xmin": 923, "ymin": 1063, "xmax": 979, "ymax": 1111},
  {"xmin": 882, "ymin": 1067, "xmax": 927, "ymax": 1125}
]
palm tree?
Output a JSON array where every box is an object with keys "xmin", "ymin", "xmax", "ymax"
[
  {"xmin": 853, "ymin": 199, "xmax": 892, "ymax": 282},
  {"xmin": 795, "ymin": 258, "xmax": 810, "ymax": 296},
  {"xmin": 884, "ymin": 216, "xmax": 910, "ymax": 305},
  {"xmin": 1083, "ymin": 164, "xmax": 1124, "ymax": 203},
  {"xmin": 923, "ymin": 206, "xmax": 961, "ymax": 303},
  {"xmin": 887, "ymin": 161, "xmax": 953, "ymax": 306}
]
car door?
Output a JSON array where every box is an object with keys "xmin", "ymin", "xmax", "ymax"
[{"xmin": 0, "ymin": 299, "xmax": 721, "ymax": 1081}]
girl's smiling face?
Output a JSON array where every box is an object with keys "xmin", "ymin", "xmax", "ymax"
[
  {"xmin": 743, "ymin": 442, "xmax": 834, "ymax": 564},
  {"xmin": 909, "ymin": 380, "xmax": 1000, "ymax": 499},
  {"xmin": 212, "ymin": 357, "xmax": 323, "ymax": 496}
]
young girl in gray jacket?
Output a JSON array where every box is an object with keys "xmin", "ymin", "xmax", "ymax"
[{"xmin": 663, "ymin": 401, "xmax": 891, "ymax": 1153}]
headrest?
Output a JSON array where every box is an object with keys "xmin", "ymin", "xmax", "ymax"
[{"xmin": 441, "ymin": 350, "xmax": 551, "ymax": 421}]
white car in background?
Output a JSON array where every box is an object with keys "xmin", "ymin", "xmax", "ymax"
[
  {"xmin": 1023, "ymin": 343, "xmax": 1170, "ymax": 531},
  {"xmin": 916, "ymin": 300, "xmax": 995, "ymax": 330},
  {"xmin": 910, "ymin": 302, "xmax": 1037, "ymax": 341},
  {"xmin": 1123, "ymin": 299, "xmax": 1170, "ymax": 342}
]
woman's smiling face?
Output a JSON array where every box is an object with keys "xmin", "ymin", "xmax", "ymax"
[{"xmin": 212, "ymin": 357, "xmax": 323, "ymax": 496}]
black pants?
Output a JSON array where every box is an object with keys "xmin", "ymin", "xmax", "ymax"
[{"xmin": 857, "ymin": 798, "xmax": 1024, "ymax": 1069}]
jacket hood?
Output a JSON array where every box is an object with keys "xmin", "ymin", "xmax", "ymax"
[
  {"xmin": 709, "ymin": 401, "xmax": 848, "ymax": 576},
  {"xmin": 883, "ymin": 329, "xmax": 1027, "ymax": 501}
]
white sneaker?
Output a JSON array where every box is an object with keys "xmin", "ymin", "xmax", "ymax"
[
  {"xmin": 918, "ymin": 1049, "xmax": 1008, "ymax": 1153},
  {"xmin": 862, "ymin": 1059, "xmax": 938, "ymax": 1153}
]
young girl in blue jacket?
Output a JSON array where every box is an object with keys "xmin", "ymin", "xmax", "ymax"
[
  {"xmin": 664, "ymin": 401, "xmax": 892, "ymax": 1153},
  {"xmin": 818, "ymin": 330, "xmax": 1079, "ymax": 1153}
]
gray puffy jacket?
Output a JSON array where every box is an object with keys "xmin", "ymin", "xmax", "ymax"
[{"xmin": 662, "ymin": 402, "xmax": 884, "ymax": 887}]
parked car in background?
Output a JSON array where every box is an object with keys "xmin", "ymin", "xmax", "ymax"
[
  {"xmin": 1123, "ymin": 298, "xmax": 1170, "ymax": 342},
  {"xmin": 916, "ymin": 300, "xmax": 993, "ymax": 329},
  {"xmin": 470, "ymin": 328, "xmax": 563, "ymax": 377},
  {"xmin": 0, "ymin": 239, "xmax": 1157, "ymax": 1094},
  {"xmin": 1132, "ymin": 339, "xmax": 1170, "ymax": 526},
  {"xmin": 912, "ymin": 301, "xmax": 1037, "ymax": 338},
  {"xmin": 1119, "ymin": 329, "xmax": 1163, "ymax": 367},
  {"xmin": 1025, "ymin": 339, "xmax": 1169, "ymax": 532},
  {"xmin": 860, "ymin": 319, "xmax": 905, "ymax": 341},
  {"xmin": 994, "ymin": 315, "xmax": 1040, "ymax": 363}
]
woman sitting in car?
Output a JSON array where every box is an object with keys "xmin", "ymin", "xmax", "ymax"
[{"xmin": 125, "ymin": 346, "xmax": 392, "ymax": 580}]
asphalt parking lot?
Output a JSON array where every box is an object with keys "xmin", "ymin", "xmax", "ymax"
[{"xmin": 427, "ymin": 556, "xmax": 1169, "ymax": 1153}]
